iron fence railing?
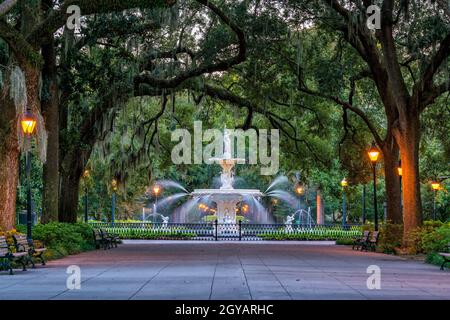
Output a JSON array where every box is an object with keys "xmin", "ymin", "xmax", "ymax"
[{"xmin": 89, "ymin": 221, "xmax": 362, "ymax": 241}]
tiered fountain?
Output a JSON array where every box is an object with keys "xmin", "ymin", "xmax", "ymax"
[{"xmin": 191, "ymin": 129, "xmax": 263, "ymax": 224}]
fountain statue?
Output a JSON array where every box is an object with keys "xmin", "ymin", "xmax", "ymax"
[
  {"xmin": 285, "ymin": 214, "xmax": 295, "ymax": 233},
  {"xmin": 162, "ymin": 215, "xmax": 169, "ymax": 228},
  {"xmin": 191, "ymin": 128, "xmax": 263, "ymax": 224},
  {"xmin": 219, "ymin": 130, "xmax": 235, "ymax": 190}
]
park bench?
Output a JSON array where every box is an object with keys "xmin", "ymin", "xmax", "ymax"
[
  {"xmin": 361, "ymin": 231, "xmax": 380, "ymax": 252},
  {"xmin": 13, "ymin": 234, "xmax": 46, "ymax": 268},
  {"xmin": 438, "ymin": 243, "xmax": 450, "ymax": 270},
  {"xmin": 100, "ymin": 229, "xmax": 119, "ymax": 248},
  {"xmin": 352, "ymin": 230, "xmax": 370, "ymax": 251},
  {"xmin": 0, "ymin": 236, "xmax": 28, "ymax": 275},
  {"xmin": 93, "ymin": 229, "xmax": 110, "ymax": 250}
]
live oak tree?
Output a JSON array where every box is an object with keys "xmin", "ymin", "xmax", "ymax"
[
  {"xmin": 57, "ymin": 0, "xmax": 248, "ymax": 222},
  {"xmin": 285, "ymin": 0, "xmax": 450, "ymax": 247},
  {"xmin": 0, "ymin": 0, "xmax": 174, "ymax": 230}
]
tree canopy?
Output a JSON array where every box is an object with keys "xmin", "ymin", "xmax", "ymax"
[{"xmin": 0, "ymin": 0, "xmax": 449, "ymax": 246}]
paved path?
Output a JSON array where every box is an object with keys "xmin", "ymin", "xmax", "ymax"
[{"xmin": 0, "ymin": 241, "xmax": 449, "ymax": 300}]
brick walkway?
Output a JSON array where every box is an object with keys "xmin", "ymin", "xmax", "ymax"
[{"xmin": 0, "ymin": 241, "xmax": 449, "ymax": 300}]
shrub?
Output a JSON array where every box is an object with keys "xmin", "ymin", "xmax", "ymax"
[
  {"xmin": 0, "ymin": 228, "xmax": 23, "ymax": 248},
  {"xmin": 335, "ymin": 238, "xmax": 356, "ymax": 245},
  {"xmin": 421, "ymin": 223, "xmax": 450, "ymax": 267},
  {"xmin": 378, "ymin": 223, "xmax": 403, "ymax": 254},
  {"xmin": 101, "ymin": 227, "xmax": 196, "ymax": 240},
  {"xmin": 16, "ymin": 222, "xmax": 95, "ymax": 260},
  {"xmin": 257, "ymin": 227, "xmax": 361, "ymax": 241}
]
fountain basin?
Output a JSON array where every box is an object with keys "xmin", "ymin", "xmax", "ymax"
[{"xmin": 192, "ymin": 189, "xmax": 263, "ymax": 224}]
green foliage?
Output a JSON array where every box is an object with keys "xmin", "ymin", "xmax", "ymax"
[
  {"xmin": 335, "ymin": 238, "xmax": 356, "ymax": 245},
  {"xmin": 100, "ymin": 227, "xmax": 196, "ymax": 240},
  {"xmin": 258, "ymin": 227, "xmax": 361, "ymax": 241},
  {"xmin": 17, "ymin": 222, "xmax": 95, "ymax": 260},
  {"xmin": 378, "ymin": 223, "xmax": 404, "ymax": 254}
]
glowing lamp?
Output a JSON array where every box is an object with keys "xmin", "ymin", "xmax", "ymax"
[
  {"xmin": 341, "ymin": 178, "xmax": 348, "ymax": 187},
  {"xmin": 83, "ymin": 170, "xmax": 90, "ymax": 178},
  {"xmin": 152, "ymin": 184, "xmax": 161, "ymax": 196},
  {"xmin": 21, "ymin": 112, "xmax": 37, "ymax": 136},
  {"xmin": 368, "ymin": 142, "xmax": 380, "ymax": 163},
  {"xmin": 111, "ymin": 179, "xmax": 118, "ymax": 191},
  {"xmin": 431, "ymin": 182, "xmax": 441, "ymax": 191},
  {"xmin": 397, "ymin": 160, "xmax": 402, "ymax": 176},
  {"xmin": 295, "ymin": 183, "xmax": 305, "ymax": 195}
]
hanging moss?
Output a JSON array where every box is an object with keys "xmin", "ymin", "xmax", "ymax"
[{"xmin": 9, "ymin": 66, "xmax": 27, "ymax": 112}]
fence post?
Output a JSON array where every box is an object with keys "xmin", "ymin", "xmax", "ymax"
[
  {"xmin": 214, "ymin": 219, "xmax": 218, "ymax": 241},
  {"xmin": 239, "ymin": 220, "xmax": 242, "ymax": 241}
]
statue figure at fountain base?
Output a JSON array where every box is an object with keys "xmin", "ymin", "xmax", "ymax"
[{"xmin": 285, "ymin": 214, "xmax": 295, "ymax": 233}]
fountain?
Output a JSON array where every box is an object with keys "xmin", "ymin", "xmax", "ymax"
[
  {"xmin": 191, "ymin": 129, "xmax": 264, "ymax": 224},
  {"xmin": 145, "ymin": 129, "xmax": 311, "ymax": 226}
]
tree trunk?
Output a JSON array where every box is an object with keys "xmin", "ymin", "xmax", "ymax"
[
  {"xmin": 59, "ymin": 153, "xmax": 83, "ymax": 223},
  {"xmin": 41, "ymin": 40, "xmax": 59, "ymax": 223},
  {"xmin": 396, "ymin": 112, "xmax": 422, "ymax": 247},
  {"xmin": 381, "ymin": 140, "xmax": 403, "ymax": 224},
  {"xmin": 0, "ymin": 93, "xmax": 19, "ymax": 231}
]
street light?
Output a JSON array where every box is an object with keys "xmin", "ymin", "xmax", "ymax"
[
  {"xmin": 295, "ymin": 182, "xmax": 306, "ymax": 225},
  {"xmin": 152, "ymin": 184, "xmax": 161, "ymax": 221},
  {"xmin": 431, "ymin": 181, "xmax": 441, "ymax": 220},
  {"xmin": 341, "ymin": 178, "xmax": 348, "ymax": 227},
  {"xmin": 295, "ymin": 183, "xmax": 305, "ymax": 196},
  {"xmin": 111, "ymin": 178, "xmax": 118, "ymax": 226},
  {"xmin": 398, "ymin": 160, "xmax": 403, "ymax": 214},
  {"xmin": 20, "ymin": 112, "xmax": 37, "ymax": 241},
  {"xmin": 83, "ymin": 170, "xmax": 90, "ymax": 223},
  {"xmin": 367, "ymin": 141, "xmax": 380, "ymax": 231}
]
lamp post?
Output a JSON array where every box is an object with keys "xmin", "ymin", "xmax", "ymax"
[
  {"xmin": 398, "ymin": 160, "xmax": 403, "ymax": 213},
  {"xmin": 111, "ymin": 179, "xmax": 117, "ymax": 226},
  {"xmin": 83, "ymin": 170, "xmax": 89, "ymax": 223},
  {"xmin": 21, "ymin": 112, "xmax": 37, "ymax": 241},
  {"xmin": 152, "ymin": 184, "xmax": 161, "ymax": 222},
  {"xmin": 295, "ymin": 182, "xmax": 305, "ymax": 225},
  {"xmin": 368, "ymin": 142, "xmax": 381, "ymax": 231},
  {"xmin": 431, "ymin": 181, "xmax": 441, "ymax": 220},
  {"xmin": 341, "ymin": 178, "xmax": 348, "ymax": 228}
]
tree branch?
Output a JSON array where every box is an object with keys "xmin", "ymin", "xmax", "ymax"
[
  {"xmin": 0, "ymin": 0, "xmax": 17, "ymax": 17},
  {"xmin": 299, "ymin": 86, "xmax": 383, "ymax": 146},
  {"xmin": 414, "ymin": 32, "xmax": 450, "ymax": 105},
  {"xmin": 421, "ymin": 78, "xmax": 450, "ymax": 109},
  {"xmin": 134, "ymin": 0, "xmax": 246, "ymax": 90},
  {"xmin": 0, "ymin": 20, "xmax": 41, "ymax": 66},
  {"xmin": 27, "ymin": 0, "xmax": 174, "ymax": 43}
]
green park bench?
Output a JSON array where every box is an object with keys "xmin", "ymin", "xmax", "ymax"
[{"xmin": 0, "ymin": 236, "xmax": 28, "ymax": 275}]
